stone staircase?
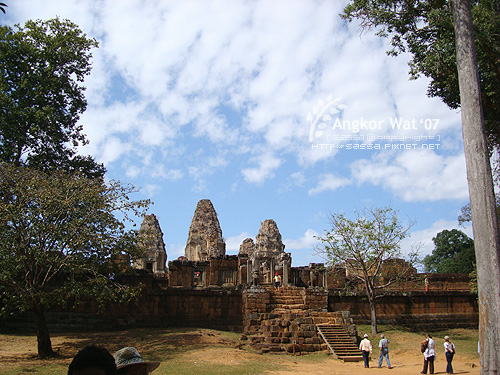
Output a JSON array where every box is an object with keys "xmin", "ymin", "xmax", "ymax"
[
  {"xmin": 269, "ymin": 286, "xmax": 307, "ymax": 312},
  {"xmin": 243, "ymin": 286, "xmax": 360, "ymax": 356},
  {"xmin": 316, "ymin": 324, "xmax": 363, "ymax": 361}
]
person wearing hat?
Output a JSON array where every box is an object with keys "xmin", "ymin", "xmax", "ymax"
[
  {"xmin": 444, "ymin": 336, "xmax": 456, "ymax": 374},
  {"xmin": 274, "ymin": 272, "xmax": 281, "ymax": 290},
  {"xmin": 359, "ymin": 334, "xmax": 373, "ymax": 368},
  {"xmin": 378, "ymin": 334, "xmax": 393, "ymax": 369},
  {"xmin": 113, "ymin": 347, "xmax": 160, "ymax": 375}
]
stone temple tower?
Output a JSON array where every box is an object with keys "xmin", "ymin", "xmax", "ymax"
[
  {"xmin": 185, "ymin": 199, "xmax": 226, "ymax": 261},
  {"xmin": 254, "ymin": 219, "xmax": 285, "ymax": 257},
  {"xmin": 134, "ymin": 214, "xmax": 167, "ymax": 273},
  {"xmin": 246, "ymin": 219, "xmax": 290, "ymax": 285}
]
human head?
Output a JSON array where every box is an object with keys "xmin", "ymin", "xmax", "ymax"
[
  {"xmin": 444, "ymin": 336, "xmax": 450, "ymax": 341},
  {"xmin": 275, "ymin": 272, "xmax": 278, "ymax": 275},
  {"xmin": 68, "ymin": 345, "xmax": 117, "ymax": 375},
  {"xmin": 380, "ymin": 334, "xmax": 385, "ymax": 338},
  {"xmin": 114, "ymin": 347, "xmax": 160, "ymax": 374},
  {"xmin": 364, "ymin": 334, "xmax": 368, "ymax": 338}
]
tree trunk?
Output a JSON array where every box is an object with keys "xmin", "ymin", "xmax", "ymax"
[
  {"xmin": 451, "ymin": 1, "xmax": 500, "ymax": 374},
  {"xmin": 31, "ymin": 297, "xmax": 55, "ymax": 358},
  {"xmin": 369, "ymin": 296, "xmax": 378, "ymax": 335},
  {"xmin": 365, "ymin": 279, "xmax": 378, "ymax": 334}
]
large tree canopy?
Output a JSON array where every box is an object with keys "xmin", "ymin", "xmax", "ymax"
[
  {"xmin": 315, "ymin": 207, "xmax": 418, "ymax": 334},
  {"xmin": 0, "ymin": 18, "xmax": 104, "ymax": 178},
  {"xmin": 0, "ymin": 163, "xmax": 150, "ymax": 358},
  {"xmin": 424, "ymin": 229, "xmax": 475, "ymax": 273},
  {"xmin": 341, "ymin": 0, "xmax": 500, "ymax": 158}
]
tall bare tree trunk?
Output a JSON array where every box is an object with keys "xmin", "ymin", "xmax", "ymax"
[
  {"xmin": 365, "ymin": 279, "xmax": 378, "ymax": 334},
  {"xmin": 31, "ymin": 296, "xmax": 55, "ymax": 358},
  {"xmin": 369, "ymin": 297, "xmax": 378, "ymax": 335},
  {"xmin": 451, "ymin": 1, "xmax": 500, "ymax": 373}
]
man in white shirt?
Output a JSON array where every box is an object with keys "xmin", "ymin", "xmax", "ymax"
[
  {"xmin": 359, "ymin": 334, "xmax": 373, "ymax": 368},
  {"xmin": 421, "ymin": 334, "xmax": 436, "ymax": 374}
]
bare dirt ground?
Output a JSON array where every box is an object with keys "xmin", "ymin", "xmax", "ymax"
[{"xmin": 0, "ymin": 328, "xmax": 481, "ymax": 374}]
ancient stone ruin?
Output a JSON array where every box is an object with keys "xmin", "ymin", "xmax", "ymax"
[
  {"xmin": 238, "ymin": 238, "xmax": 255, "ymax": 256},
  {"xmin": 184, "ymin": 199, "xmax": 226, "ymax": 261},
  {"xmin": 246, "ymin": 219, "xmax": 292, "ymax": 286},
  {"xmin": 125, "ymin": 199, "xmax": 477, "ymax": 356},
  {"xmin": 0, "ymin": 197, "xmax": 475, "ymax": 359},
  {"xmin": 133, "ymin": 213, "xmax": 167, "ymax": 273}
]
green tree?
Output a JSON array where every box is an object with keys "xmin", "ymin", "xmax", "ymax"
[
  {"xmin": 0, "ymin": 163, "xmax": 150, "ymax": 358},
  {"xmin": 424, "ymin": 229, "xmax": 475, "ymax": 273},
  {"xmin": 341, "ymin": 0, "xmax": 500, "ymax": 157},
  {"xmin": 0, "ymin": 18, "xmax": 105, "ymax": 178},
  {"xmin": 315, "ymin": 207, "xmax": 418, "ymax": 334}
]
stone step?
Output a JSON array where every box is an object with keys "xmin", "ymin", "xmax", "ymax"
[
  {"xmin": 273, "ymin": 303, "xmax": 306, "ymax": 309},
  {"xmin": 316, "ymin": 324, "xmax": 362, "ymax": 362},
  {"xmin": 341, "ymin": 355, "xmax": 364, "ymax": 362}
]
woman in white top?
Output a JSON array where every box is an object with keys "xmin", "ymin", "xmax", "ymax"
[
  {"xmin": 421, "ymin": 334, "xmax": 435, "ymax": 374},
  {"xmin": 444, "ymin": 336, "xmax": 455, "ymax": 374}
]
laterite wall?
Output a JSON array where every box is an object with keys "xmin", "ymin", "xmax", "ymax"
[{"xmin": 328, "ymin": 291, "xmax": 478, "ymax": 330}]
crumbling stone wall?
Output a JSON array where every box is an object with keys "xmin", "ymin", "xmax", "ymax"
[
  {"xmin": 1, "ymin": 286, "xmax": 243, "ymax": 333},
  {"xmin": 245, "ymin": 310, "xmax": 358, "ymax": 354},
  {"xmin": 168, "ymin": 256, "xmax": 239, "ymax": 287},
  {"xmin": 328, "ymin": 291, "xmax": 478, "ymax": 330},
  {"xmin": 0, "ymin": 281, "xmax": 478, "ymax": 334}
]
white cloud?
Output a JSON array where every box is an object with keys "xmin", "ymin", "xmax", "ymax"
[
  {"xmin": 188, "ymin": 154, "xmax": 230, "ymax": 191},
  {"xmin": 139, "ymin": 121, "xmax": 168, "ymax": 147},
  {"xmin": 144, "ymin": 184, "xmax": 162, "ymax": 197},
  {"xmin": 151, "ymin": 167, "xmax": 184, "ymax": 181},
  {"xmin": 284, "ymin": 229, "xmax": 319, "ymax": 250},
  {"xmin": 242, "ymin": 152, "xmax": 282, "ymax": 185},
  {"xmin": 225, "ymin": 232, "xmax": 253, "ymax": 253},
  {"xmin": 125, "ymin": 165, "xmax": 141, "ymax": 179},
  {"xmin": 308, "ymin": 174, "xmax": 351, "ymax": 195},
  {"xmin": 351, "ymin": 150, "xmax": 468, "ymax": 201},
  {"xmin": 166, "ymin": 243, "xmax": 186, "ymax": 263},
  {"xmin": 99, "ymin": 137, "xmax": 131, "ymax": 164}
]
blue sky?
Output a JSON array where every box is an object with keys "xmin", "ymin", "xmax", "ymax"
[{"xmin": 4, "ymin": 0, "xmax": 472, "ymax": 267}]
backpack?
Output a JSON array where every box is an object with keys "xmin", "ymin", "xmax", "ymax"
[{"xmin": 421, "ymin": 340, "xmax": 428, "ymax": 353}]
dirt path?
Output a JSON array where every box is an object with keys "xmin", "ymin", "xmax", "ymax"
[
  {"xmin": 268, "ymin": 354, "xmax": 480, "ymax": 375},
  {"xmin": 181, "ymin": 347, "xmax": 480, "ymax": 375}
]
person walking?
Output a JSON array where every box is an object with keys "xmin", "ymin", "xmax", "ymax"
[
  {"xmin": 274, "ymin": 272, "xmax": 281, "ymax": 290},
  {"xmin": 421, "ymin": 334, "xmax": 436, "ymax": 374},
  {"xmin": 444, "ymin": 336, "xmax": 455, "ymax": 374},
  {"xmin": 378, "ymin": 334, "xmax": 393, "ymax": 369},
  {"xmin": 359, "ymin": 334, "xmax": 372, "ymax": 368}
]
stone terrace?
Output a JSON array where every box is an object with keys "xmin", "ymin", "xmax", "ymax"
[{"xmin": 242, "ymin": 285, "xmax": 359, "ymax": 355}]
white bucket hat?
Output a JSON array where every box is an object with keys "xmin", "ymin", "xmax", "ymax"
[{"xmin": 113, "ymin": 347, "xmax": 160, "ymax": 373}]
